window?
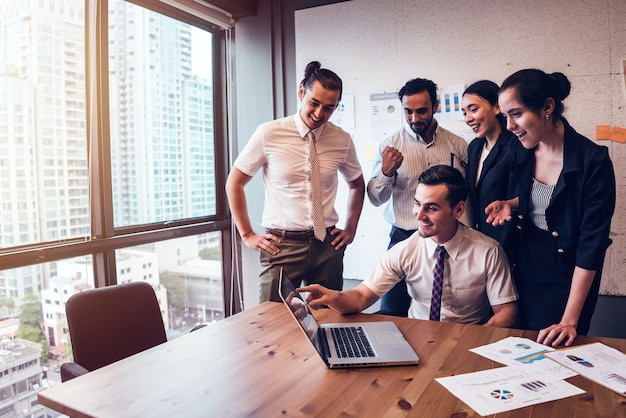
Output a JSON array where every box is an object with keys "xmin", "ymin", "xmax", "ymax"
[
  {"xmin": 109, "ymin": 1, "xmax": 217, "ymax": 227},
  {"xmin": 0, "ymin": 0, "xmax": 236, "ymax": 409}
]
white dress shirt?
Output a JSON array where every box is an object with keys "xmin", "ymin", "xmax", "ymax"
[
  {"xmin": 233, "ymin": 113, "xmax": 362, "ymax": 230},
  {"xmin": 363, "ymin": 224, "xmax": 518, "ymax": 324}
]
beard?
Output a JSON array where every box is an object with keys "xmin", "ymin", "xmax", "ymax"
[{"xmin": 410, "ymin": 117, "xmax": 433, "ymax": 136}]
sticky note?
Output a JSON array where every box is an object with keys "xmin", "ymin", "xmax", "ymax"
[
  {"xmin": 595, "ymin": 125, "xmax": 611, "ymax": 140},
  {"xmin": 610, "ymin": 126, "xmax": 626, "ymax": 143}
]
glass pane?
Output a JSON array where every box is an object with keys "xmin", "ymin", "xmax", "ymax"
[
  {"xmin": 108, "ymin": 0, "xmax": 217, "ymax": 227},
  {"xmin": 0, "ymin": 257, "xmax": 95, "ymax": 415},
  {"xmin": 115, "ymin": 231, "xmax": 224, "ymax": 335},
  {"xmin": 0, "ymin": 0, "xmax": 89, "ymax": 248}
]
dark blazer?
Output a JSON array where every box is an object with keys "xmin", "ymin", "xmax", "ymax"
[
  {"xmin": 503, "ymin": 119, "xmax": 616, "ymax": 273},
  {"xmin": 466, "ymin": 130, "xmax": 516, "ymax": 241}
]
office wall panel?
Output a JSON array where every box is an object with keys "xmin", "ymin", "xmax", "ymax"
[{"xmin": 296, "ymin": 0, "xmax": 626, "ymax": 295}]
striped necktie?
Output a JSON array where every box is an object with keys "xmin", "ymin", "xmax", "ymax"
[
  {"xmin": 306, "ymin": 131, "xmax": 326, "ymax": 241},
  {"xmin": 429, "ymin": 245, "xmax": 447, "ymax": 321}
]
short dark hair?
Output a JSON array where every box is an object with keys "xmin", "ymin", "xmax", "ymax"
[
  {"xmin": 463, "ymin": 80, "xmax": 506, "ymax": 130},
  {"xmin": 500, "ymin": 69, "xmax": 571, "ymax": 124},
  {"xmin": 418, "ymin": 165, "xmax": 467, "ymax": 207},
  {"xmin": 300, "ymin": 61, "xmax": 343, "ymax": 101},
  {"xmin": 398, "ymin": 78, "xmax": 438, "ymax": 107}
]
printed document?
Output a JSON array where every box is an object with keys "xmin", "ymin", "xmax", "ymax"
[
  {"xmin": 469, "ymin": 336, "xmax": 577, "ymax": 380},
  {"xmin": 545, "ymin": 342, "xmax": 626, "ymax": 396},
  {"xmin": 436, "ymin": 366, "xmax": 584, "ymax": 416}
]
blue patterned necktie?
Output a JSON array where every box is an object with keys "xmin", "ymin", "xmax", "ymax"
[{"xmin": 429, "ymin": 245, "xmax": 447, "ymax": 321}]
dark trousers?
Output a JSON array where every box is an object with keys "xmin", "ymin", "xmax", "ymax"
[
  {"xmin": 259, "ymin": 233, "xmax": 345, "ymax": 303},
  {"xmin": 377, "ymin": 226, "xmax": 417, "ymax": 317}
]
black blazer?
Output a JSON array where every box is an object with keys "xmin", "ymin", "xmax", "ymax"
[
  {"xmin": 466, "ymin": 130, "xmax": 516, "ymax": 241},
  {"xmin": 502, "ymin": 119, "xmax": 615, "ymax": 272}
]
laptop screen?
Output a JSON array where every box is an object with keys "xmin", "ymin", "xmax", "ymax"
[{"xmin": 279, "ymin": 269, "xmax": 320, "ymax": 342}]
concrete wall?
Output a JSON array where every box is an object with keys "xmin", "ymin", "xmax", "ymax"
[
  {"xmin": 294, "ymin": 0, "xmax": 626, "ymax": 296},
  {"xmin": 231, "ymin": 0, "xmax": 626, "ymax": 309}
]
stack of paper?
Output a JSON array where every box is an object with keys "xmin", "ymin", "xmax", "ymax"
[{"xmin": 435, "ymin": 337, "xmax": 590, "ymax": 416}]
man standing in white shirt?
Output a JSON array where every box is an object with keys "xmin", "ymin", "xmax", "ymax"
[
  {"xmin": 302, "ymin": 165, "xmax": 517, "ymax": 327},
  {"xmin": 367, "ymin": 78, "xmax": 468, "ymax": 317},
  {"xmin": 226, "ymin": 61, "xmax": 365, "ymax": 303}
]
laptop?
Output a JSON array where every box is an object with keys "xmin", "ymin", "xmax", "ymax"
[{"xmin": 278, "ymin": 269, "xmax": 420, "ymax": 368}]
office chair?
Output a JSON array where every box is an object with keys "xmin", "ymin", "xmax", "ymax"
[{"xmin": 60, "ymin": 281, "xmax": 168, "ymax": 382}]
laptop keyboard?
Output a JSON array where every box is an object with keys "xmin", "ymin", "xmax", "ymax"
[{"xmin": 330, "ymin": 326, "xmax": 375, "ymax": 358}]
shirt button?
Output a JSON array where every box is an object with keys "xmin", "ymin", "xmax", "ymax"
[
  {"xmin": 557, "ymin": 248, "xmax": 565, "ymax": 254},
  {"xmin": 551, "ymin": 231, "xmax": 559, "ymax": 237},
  {"xmin": 518, "ymin": 214, "xmax": 523, "ymax": 219}
]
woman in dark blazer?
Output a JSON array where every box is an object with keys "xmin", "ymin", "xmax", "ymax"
[
  {"xmin": 486, "ymin": 69, "xmax": 616, "ymax": 347},
  {"xmin": 462, "ymin": 80, "xmax": 515, "ymax": 241}
]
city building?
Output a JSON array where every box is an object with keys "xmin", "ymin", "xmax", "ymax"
[{"xmin": 0, "ymin": 339, "xmax": 46, "ymax": 418}]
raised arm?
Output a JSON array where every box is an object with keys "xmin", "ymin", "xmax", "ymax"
[{"xmin": 367, "ymin": 146, "xmax": 401, "ymax": 207}]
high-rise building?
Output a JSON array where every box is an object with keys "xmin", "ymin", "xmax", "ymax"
[
  {"xmin": 0, "ymin": 0, "xmax": 88, "ymax": 301},
  {"xmin": 108, "ymin": 0, "xmax": 215, "ymax": 227}
]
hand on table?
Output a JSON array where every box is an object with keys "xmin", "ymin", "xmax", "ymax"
[{"xmin": 537, "ymin": 323, "xmax": 577, "ymax": 347}]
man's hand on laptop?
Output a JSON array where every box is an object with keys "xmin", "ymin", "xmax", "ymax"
[
  {"xmin": 297, "ymin": 284, "xmax": 336, "ymax": 310},
  {"xmin": 299, "ymin": 283, "xmax": 379, "ymax": 315}
]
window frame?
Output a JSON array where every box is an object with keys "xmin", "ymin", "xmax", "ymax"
[{"xmin": 0, "ymin": 0, "xmax": 240, "ymax": 316}]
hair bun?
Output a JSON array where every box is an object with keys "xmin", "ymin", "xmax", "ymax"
[
  {"xmin": 304, "ymin": 61, "xmax": 322, "ymax": 79},
  {"xmin": 550, "ymin": 72, "xmax": 571, "ymax": 100}
]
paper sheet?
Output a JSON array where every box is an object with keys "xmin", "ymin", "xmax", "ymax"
[
  {"xmin": 329, "ymin": 94, "xmax": 355, "ymax": 130},
  {"xmin": 369, "ymin": 92, "xmax": 402, "ymax": 143},
  {"xmin": 469, "ymin": 336, "xmax": 577, "ymax": 380},
  {"xmin": 436, "ymin": 366, "xmax": 584, "ymax": 416},
  {"xmin": 545, "ymin": 342, "xmax": 626, "ymax": 396}
]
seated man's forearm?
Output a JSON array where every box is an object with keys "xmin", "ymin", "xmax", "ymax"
[{"xmin": 484, "ymin": 302, "xmax": 518, "ymax": 328}]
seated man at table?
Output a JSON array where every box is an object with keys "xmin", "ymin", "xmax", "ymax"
[{"xmin": 300, "ymin": 165, "xmax": 518, "ymax": 327}]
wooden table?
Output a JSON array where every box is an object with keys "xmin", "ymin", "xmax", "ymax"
[{"xmin": 38, "ymin": 302, "xmax": 626, "ymax": 417}]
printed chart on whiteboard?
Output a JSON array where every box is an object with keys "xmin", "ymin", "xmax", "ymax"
[{"xmin": 436, "ymin": 84, "xmax": 465, "ymax": 123}]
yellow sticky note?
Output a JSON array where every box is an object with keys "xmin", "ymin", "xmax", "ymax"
[
  {"xmin": 610, "ymin": 126, "xmax": 626, "ymax": 143},
  {"xmin": 595, "ymin": 125, "xmax": 611, "ymax": 140}
]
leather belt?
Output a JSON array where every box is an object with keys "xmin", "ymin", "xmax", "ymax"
[{"xmin": 266, "ymin": 226, "xmax": 335, "ymax": 241}]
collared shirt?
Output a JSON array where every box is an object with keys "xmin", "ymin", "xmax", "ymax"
[
  {"xmin": 363, "ymin": 224, "xmax": 517, "ymax": 324},
  {"xmin": 233, "ymin": 113, "xmax": 362, "ymax": 230},
  {"xmin": 367, "ymin": 122, "xmax": 468, "ymax": 230}
]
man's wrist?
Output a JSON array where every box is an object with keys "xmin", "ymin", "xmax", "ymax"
[
  {"xmin": 240, "ymin": 230, "xmax": 255, "ymax": 240},
  {"xmin": 380, "ymin": 169, "xmax": 395, "ymax": 180}
]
